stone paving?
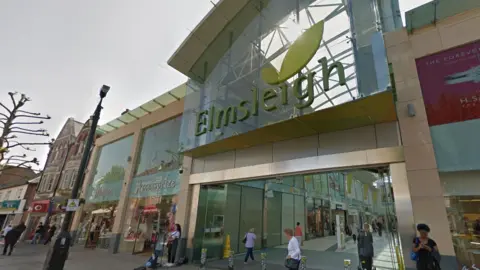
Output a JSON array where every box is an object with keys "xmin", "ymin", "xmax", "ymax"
[{"xmin": 0, "ymin": 243, "xmax": 205, "ymax": 270}]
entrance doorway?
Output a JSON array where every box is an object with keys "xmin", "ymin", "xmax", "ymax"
[{"xmin": 192, "ymin": 167, "xmax": 403, "ymax": 270}]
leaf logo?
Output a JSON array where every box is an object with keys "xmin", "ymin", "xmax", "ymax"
[{"xmin": 261, "ymin": 20, "xmax": 325, "ymax": 85}]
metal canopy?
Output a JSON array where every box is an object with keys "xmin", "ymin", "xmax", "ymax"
[{"xmin": 96, "ymin": 83, "xmax": 187, "ymax": 134}]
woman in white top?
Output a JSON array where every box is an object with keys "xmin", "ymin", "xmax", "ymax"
[
  {"xmin": 167, "ymin": 224, "xmax": 181, "ymax": 264},
  {"xmin": 244, "ymin": 228, "xmax": 256, "ymax": 264},
  {"xmin": 284, "ymin": 228, "xmax": 301, "ymax": 270}
]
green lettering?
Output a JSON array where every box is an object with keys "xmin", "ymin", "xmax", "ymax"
[
  {"xmin": 208, "ymin": 106, "xmax": 215, "ymax": 132},
  {"xmin": 238, "ymin": 100, "xmax": 250, "ymax": 121},
  {"xmin": 319, "ymin": 57, "xmax": 346, "ymax": 91},
  {"xmin": 280, "ymin": 83, "xmax": 288, "ymax": 105},
  {"xmin": 216, "ymin": 106, "xmax": 237, "ymax": 129},
  {"xmin": 262, "ymin": 88, "xmax": 278, "ymax": 111},
  {"xmin": 195, "ymin": 110, "xmax": 208, "ymax": 136},
  {"xmin": 252, "ymin": 87, "xmax": 259, "ymax": 116},
  {"xmin": 293, "ymin": 72, "xmax": 315, "ymax": 109}
]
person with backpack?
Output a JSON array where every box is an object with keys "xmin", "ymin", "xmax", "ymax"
[{"xmin": 412, "ymin": 224, "xmax": 441, "ymax": 270}]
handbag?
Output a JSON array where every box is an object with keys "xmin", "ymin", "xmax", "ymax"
[
  {"xmin": 242, "ymin": 234, "xmax": 247, "ymax": 244},
  {"xmin": 411, "ymin": 237, "xmax": 419, "ymax": 261},
  {"xmin": 284, "ymin": 258, "xmax": 299, "ymax": 269}
]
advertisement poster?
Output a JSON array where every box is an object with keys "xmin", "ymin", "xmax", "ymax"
[{"xmin": 416, "ymin": 40, "xmax": 480, "ymax": 126}]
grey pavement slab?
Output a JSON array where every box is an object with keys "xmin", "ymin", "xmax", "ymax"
[{"xmin": 0, "ymin": 243, "xmax": 211, "ymax": 270}]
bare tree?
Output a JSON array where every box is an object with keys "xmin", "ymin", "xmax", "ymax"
[{"xmin": 0, "ymin": 92, "xmax": 52, "ymax": 170}]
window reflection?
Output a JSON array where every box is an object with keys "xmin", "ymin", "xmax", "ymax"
[{"xmin": 78, "ymin": 135, "xmax": 133, "ymax": 249}]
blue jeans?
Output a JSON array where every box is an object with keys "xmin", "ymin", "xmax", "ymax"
[
  {"xmin": 244, "ymin": 247, "xmax": 254, "ymax": 262},
  {"xmin": 31, "ymin": 233, "xmax": 42, "ymax": 244}
]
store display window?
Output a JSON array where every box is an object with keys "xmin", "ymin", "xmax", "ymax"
[
  {"xmin": 120, "ymin": 117, "xmax": 182, "ymax": 254},
  {"xmin": 79, "ymin": 135, "xmax": 134, "ymax": 249},
  {"xmin": 442, "ymin": 171, "xmax": 480, "ymax": 268}
]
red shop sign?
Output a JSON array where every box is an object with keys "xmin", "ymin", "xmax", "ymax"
[{"xmin": 31, "ymin": 200, "xmax": 49, "ymax": 213}]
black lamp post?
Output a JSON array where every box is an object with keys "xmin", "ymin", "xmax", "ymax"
[{"xmin": 43, "ymin": 85, "xmax": 110, "ymax": 270}]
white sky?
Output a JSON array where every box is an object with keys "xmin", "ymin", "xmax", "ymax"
[{"xmin": 0, "ymin": 0, "xmax": 431, "ymax": 170}]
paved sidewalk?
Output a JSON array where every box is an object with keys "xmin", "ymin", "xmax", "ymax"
[{"xmin": 0, "ymin": 243, "xmax": 207, "ymax": 270}]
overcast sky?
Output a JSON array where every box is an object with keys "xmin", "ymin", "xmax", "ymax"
[{"xmin": 0, "ymin": 0, "xmax": 430, "ymax": 170}]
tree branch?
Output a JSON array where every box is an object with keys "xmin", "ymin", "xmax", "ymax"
[
  {"xmin": 11, "ymin": 120, "xmax": 44, "ymax": 125},
  {"xmin": 15, "ymin": 114, "xmax": 51, "ymax": 120},
  {"xmin": 10, "ymin": 127, "xmax": 48, "ymax": 133},
  {"xmin": 0, "ymin": 103, "xmax": 11, "ymax": 114},
  {"xmin": 7, "ymin": 142, "xmax": 50, "ymax": 149},
  {"xmin": 16, "ymin": 110, "xmax": 41, "ymax": 116},
  {"xmin": 9, "ymin": 131, "xmax": 50, "ymax": 136},
  {"xmin": 8, "ymin": 92, "xmax": 18, "ymax": 108}
]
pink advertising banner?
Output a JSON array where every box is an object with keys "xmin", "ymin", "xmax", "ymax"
[{"xmin": 416, "ymin": 40, "xmax": 480, "ymax": 127}]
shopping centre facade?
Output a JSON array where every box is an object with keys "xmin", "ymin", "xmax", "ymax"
[{"xmin": 70, "ymin": 0, "xmax": 480, "ymax": 269}]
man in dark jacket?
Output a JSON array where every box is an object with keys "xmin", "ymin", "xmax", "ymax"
[
  {"xmin": 357, "ymin": 223, "xmax": 374, "ymax": 270},
  {"xmin": 3, "ymin": 222, "xmax": 27, "ymax": 256}
]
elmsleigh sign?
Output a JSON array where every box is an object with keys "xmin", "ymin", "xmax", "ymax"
[{"xmin": 195, "ymin": 20, "xmax": 346, "ymax": 137}]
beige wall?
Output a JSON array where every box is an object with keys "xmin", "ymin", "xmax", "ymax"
[
  {"xmin": 384, "ymin": 8, "xmax": 480, "ymax": 257},
  {"xmin": 191, "ymin": 122, "xmax": 400, "ymax": 174}
]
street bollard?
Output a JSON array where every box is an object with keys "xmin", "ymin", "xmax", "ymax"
[
  {"xmin": 200, "ymin": 248, "xmax": 207, "ymax": 270},
  {"xmin": 300, "ymin": 256, "xmax": 307, "ymax": 270},
  {"xmin": 228, "ymin": 250, "xmax": 234, "ymax": 270},
  {"xmin": 261, "ymin": 253, "xmax": 267, "ymax": 270},
  {"xmin": 344, "ymin": 259, "xmax": 351, "ymax": 270}
]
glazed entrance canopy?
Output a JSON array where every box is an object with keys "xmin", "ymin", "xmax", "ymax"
[{"xmin": 168, "ymin": 0, "xmax": 402, "ymax": 156}]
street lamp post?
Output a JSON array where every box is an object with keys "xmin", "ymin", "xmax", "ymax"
[{"xmin": 43, "ymin": 85, "xmax": 110, "ymax": 270}]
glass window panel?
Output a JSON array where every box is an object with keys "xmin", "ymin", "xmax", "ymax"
[{"xmin": 134, "ymin": 116, "xmax": 182, "ymax": 176}]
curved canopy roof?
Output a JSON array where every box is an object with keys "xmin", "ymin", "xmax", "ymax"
[
  {"xmin": 96, "ymin": 83, "xmax": 186, "ymax": 134},
  {"xmin": 168, "ymin": 0, "xmax": 259, "ymax": 81}
]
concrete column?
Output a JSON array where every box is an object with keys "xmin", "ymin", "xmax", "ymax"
[
  {"xmin": 385, "ymin": 29, "xmax": 456, "ymax": 269},
  {"xmin": 173, "ymin": 155, "xmax": 194, "ymax": 260},
  {"xmin": 109, "ymin": 131, "xmax": 142, "ymax": 254}
]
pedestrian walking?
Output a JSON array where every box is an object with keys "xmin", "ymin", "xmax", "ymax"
[
  {"xmin": 3, "ymin": 222, "xmax": 26, "ymax": 256},
  {"xmin": 243, "ymin": 228, "xmax": 256, "ymax": 264},
  {"xmin": 284, "ymin": 228, "xmax": 301, "ymax": 270},
  {"xmin": 294, "ymin": 222, "xmax": 303, "ymax": 246},
  {"xmin": 31, "ymin": 222, "xmax": 45, "ymax": 244},
  {"xmin": 43, "ymin": 224, "xmax": 57, "ymax": 245},
  {"xmin": 357, "ymin": 223, "xmax": 374, "ymax": 270}
]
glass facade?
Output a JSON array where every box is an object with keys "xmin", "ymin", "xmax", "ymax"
[
  {"xmin": 193, "ymin": 169, "xmax": 401, "ymax": 269},
  {"xmin": 79, "ymin": 135, "xmax": 134, "ymax": 249},
  {"xmin": 179, "ymin": 0, "xmax": 401, "ymax": 152},
  {"xmin": 120, "ymin": 116, "xmax": 183, "ymax": 254}
]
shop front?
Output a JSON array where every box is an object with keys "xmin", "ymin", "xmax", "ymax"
[
  {"xmin": 0, "ymin": 200, "xmax": 23, "ymax": 229},
  {"xmin": 77, "ymin": 135, "xmax": 133, "ymax": 249},
  {"xmin": 119, "ymin": 116, "xmax": 183, "ymax": 254},
  {"xmin": 70, "ymin": 98, "xmax": 186, "ymax": 257}
]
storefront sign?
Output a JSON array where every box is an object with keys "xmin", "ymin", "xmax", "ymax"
[
  {"xmin": 66, "ymin": 199, "xmax": 80, "ymax": 212},
  {"xmin": 0, "ymin": 200, "xmax": 21, "ymax": 211},
  {"xmin": 195, "ymin": 20, "xmax": 346, "ymax": 137},
  {"xmin": 31, "ymin": 200, "xmax": 49, "ymax": 213},
  {"xmin": 86, "ymin": 180, "xmax": 122, "ymax": 203},
  {"xmin": 416, "ymin": 40, "xmax": 480, "ymax": 126},
  {"xmin": 130, "ymin": 170, "xmax": 180, "ymax": 198}
]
